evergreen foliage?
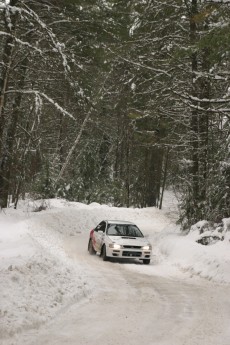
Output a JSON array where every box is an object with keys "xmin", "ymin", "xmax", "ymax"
[{"xmin": 0, "ymin": 0, "xmax": 229, "ymax": 228}]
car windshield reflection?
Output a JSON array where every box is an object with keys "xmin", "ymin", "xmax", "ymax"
[{"xmin": 107, "ymin": 224, "xmax": 144, "ymax": 238}]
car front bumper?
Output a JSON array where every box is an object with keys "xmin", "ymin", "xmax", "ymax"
[{"xmin": 106, "ymin": 247, "xmax": 151, "ymax": 260}]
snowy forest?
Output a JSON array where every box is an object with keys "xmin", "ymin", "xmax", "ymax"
[{"xmin": 0, "ymin": 0, "xmax": 229, "ymax": 228}]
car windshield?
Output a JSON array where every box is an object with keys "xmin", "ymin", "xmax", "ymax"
[{"xmin": 107, "ymin": 224, "xmax": 144, "ymax": 237}]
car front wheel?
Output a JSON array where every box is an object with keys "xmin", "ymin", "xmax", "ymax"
[
  {"xmin": 143, "ymin": 259, "xmax": 150, "ymax": 265},
  {"xmin": 88, "ymin": 239, "xmax": 96, "ymax": 255},
  {"xmin": 101, "ymin": 245, "xmax": 108, "ymax": 261}
]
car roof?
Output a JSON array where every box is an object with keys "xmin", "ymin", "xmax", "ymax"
[{"xmin": 106, "ymin": 220, "xmax": 136, "ymax": 225}]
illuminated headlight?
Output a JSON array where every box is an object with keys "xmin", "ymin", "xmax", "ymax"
[
  {"xmin": 109, "ymin": 243, "xmax": 122, "ymax": 249},
  {"xmin": 142, "ymin": 244, "xmax": 152, "ymax": 250}
]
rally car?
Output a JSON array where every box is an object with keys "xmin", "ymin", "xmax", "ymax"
[{"xmin": 88, "ymin": 220, "xmax": 152, "ymax": 264}]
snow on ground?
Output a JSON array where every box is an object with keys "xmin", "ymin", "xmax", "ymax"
[
  {"xmin": 0, "ymin": 205, "xmax": 90, "ymax": 340},
  {"xmin": 0, "ymin": 193, "xmax": 230, "ymax": 342}
]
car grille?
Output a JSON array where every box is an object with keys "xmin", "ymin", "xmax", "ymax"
[
  {"xmin": 123, "ymin": 245, "xmax": 142, "ymax": 249},
  {"xmin": 122, "ymin": 251, "xmax": 142, "ymax": 257}
]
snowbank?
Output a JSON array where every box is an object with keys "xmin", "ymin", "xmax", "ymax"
[
  {"xmin": 154, "ymin": 231, "xmax": 230, "ymax": 283},
  {"xmin": 0, "ymin": 207, "xmax": 90, "ymax": 340},
  {"xmin": 0, "ymin": 196, "xmax": 230, "ymax": 342}
]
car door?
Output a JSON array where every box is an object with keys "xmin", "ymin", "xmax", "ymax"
[{"xmin": 93, "ymin": 221, "xmax": 106, "ymax": 252}]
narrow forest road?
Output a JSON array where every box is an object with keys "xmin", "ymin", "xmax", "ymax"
[{"xmin": 17, "ymin": 232, "xmax": 230, "ymax": 345}]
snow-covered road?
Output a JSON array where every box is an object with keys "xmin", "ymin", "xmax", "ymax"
[
  {"xmin": 1, "ymin": 198, "xmax": 230, "ymax": 345},
  {"xmin": 14, "ymin": 231, "xmax": 230, "ymax": 345}
]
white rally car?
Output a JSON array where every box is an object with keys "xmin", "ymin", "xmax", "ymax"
[{"xmin": 88, "ymin": 220, "xmax": 152, "ymax": 264}]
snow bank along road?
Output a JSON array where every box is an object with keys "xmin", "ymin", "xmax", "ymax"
[
  {"xmin": 45, "ymin": 234, "xmax": 230, "ymax": 345},
  {"xmin": 1, "ymin": 201, "xmax": 230, "ymax": 345}
]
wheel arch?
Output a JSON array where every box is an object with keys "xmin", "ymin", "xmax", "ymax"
[{"xmin": 100, "ymin": 243, "xmax": 106, "ymax": 256}]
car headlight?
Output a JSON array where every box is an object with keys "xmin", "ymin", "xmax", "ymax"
[
  {"xmin": 142, "ymin": 244, "xmax": 152, "ymax": 250},
  {"xmin": 109, "ymin": 243, "xmax": 122, "ymax": 249}
]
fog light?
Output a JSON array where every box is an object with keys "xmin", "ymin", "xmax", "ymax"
[{"xmin": 142, "ymin": 244, "xmax": 152, "ymax": 250}]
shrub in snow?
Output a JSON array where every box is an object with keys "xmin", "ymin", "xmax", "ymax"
[
  {"xmin": 223, "ymin": 218, "xmax": 230, "ymax": 232},
  {"xmin": 189, "ymin": 220, "xmax": 225, "ymax": 245},
  {"xmin": 223, "ymin": 218, "xmax": 230, "ymax": 242},
  {"xmin": 190, "ymin": 220, "xmax": 210, "ymax": 234},
  {"xmin": 33, "ymin": 204, "xmax": 47, "ymax": 212}
]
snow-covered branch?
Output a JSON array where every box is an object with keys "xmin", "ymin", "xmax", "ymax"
[
  {"xmin": 5, "ymin": 89, "xmax": 76, "ymax": 120},
  {"xmin": 174, "ymin": 91, "xmax": 230, "ymax": 104},
  {"xmin": 0, "ymin": 31, "xmax": 42, "ymax": 53},
  {"xmin": 107, "ymin": 48, "xmax": 171, "ymax": 77},
  {"xmin": 20, "ymin": 4, "xmax": 71, "ymax": 74}
]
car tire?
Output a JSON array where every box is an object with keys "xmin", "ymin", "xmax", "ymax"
[
  {"xmin": 88, "ymin": 239, "xmax": 96, "ymax": 255},
  {"xmin": 143, "ymin": 259, "xmax": 150, "ymax": 265},
  {"xmin": 101, "ymin": 245, "xmax": 108, "ymax": 261}
]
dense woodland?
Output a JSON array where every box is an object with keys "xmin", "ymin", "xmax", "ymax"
[{"xmin": 0, "ymin": 0, "xmax": 229, "ymax": 228}]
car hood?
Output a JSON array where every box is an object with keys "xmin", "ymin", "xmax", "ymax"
[{"xmin": 108, "ymin": 236, "xmax": 150, "ymax": 247}]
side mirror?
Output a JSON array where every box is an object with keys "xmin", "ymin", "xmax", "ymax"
[{"xmin": 98, "ymin": 230, "xmax": 104, "ymax": 234}]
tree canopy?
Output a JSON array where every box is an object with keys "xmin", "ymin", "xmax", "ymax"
[{"xmin": 0, "ymin": 0, "xmax": 229, "ymax": 228}]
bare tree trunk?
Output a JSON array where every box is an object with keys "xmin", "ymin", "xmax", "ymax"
[
  {"xmin": 189, "ymin": 0, "xmax": 200, "ymax": 209},
  {"xmin": 3, "ymin": 57, "xmax": 28, "ymax": 207},
  {"xmin": 159, "ymin": 147, "xmax": 169, "ymax": 210},
  {"xmin": 0, "ymin": 0, "xmax": 19, "ymax": 207},
  {"xmin": 55, "ymin": 108, "xmax": 93, "ymax": 184},
  {"xmin": 125, "ymin": 127, "xmax": 130, "ymax": 208},
  {"xmin": 199, "ymin": 44, "xmax": 211, "ymax": 202}
]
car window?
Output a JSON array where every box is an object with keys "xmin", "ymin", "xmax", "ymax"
[
  {"xmin": 127, "ymin": 225, "xmax": 144, "ymax": 237},
  {"xmin": 100, "ymin": 222, "xmax": 106, "ymax": 232},
  {"xmin": 107, "ymin": 224, "xmax": 120, "ymax": 235},
  {"xmin": 95, "ymin": 221, "xmax": 106, "ymax": 232},
  {"xmin": 107, "ymin": 224, "xmax": 143, "ymax": 237}
]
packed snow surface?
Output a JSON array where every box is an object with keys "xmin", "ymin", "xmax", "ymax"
[{"xmin": 0, "ymin": 194, "xmax": 230, "ymax": 345}]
